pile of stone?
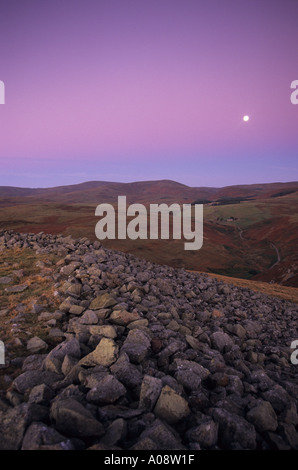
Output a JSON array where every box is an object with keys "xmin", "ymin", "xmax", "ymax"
[{"xmin": 0, "ymin": 230, "xmax": 297, "ymax": 450}]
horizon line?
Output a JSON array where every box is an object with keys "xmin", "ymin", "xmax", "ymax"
[{"xmin": 0, "ymin": 178, "xmax": 298, "ymax": 191}]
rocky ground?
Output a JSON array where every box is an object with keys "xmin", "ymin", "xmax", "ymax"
[{"xmin": 0, "ymin": 230, "xmax": 297, "ymax": 451}]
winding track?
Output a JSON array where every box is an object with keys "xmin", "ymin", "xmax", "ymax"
[{"xmin": 270, "ymin": 242, "xmax": 281, "ymax": 269}]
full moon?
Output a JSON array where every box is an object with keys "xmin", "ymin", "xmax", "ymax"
[{"xmin": 243, "ymin": 115, "xmax": 249, "ymax": 122}]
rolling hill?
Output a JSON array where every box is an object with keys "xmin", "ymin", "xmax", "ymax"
[{"xmin": 0, "ymin": 179, "xmax": 297, "ymax": 287}]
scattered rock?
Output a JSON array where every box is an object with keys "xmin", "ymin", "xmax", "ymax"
[
  {"xmin": 100, "ymin": 418, "xmax": 127, "ymax": 447},
  {"xmin": 109, "ymin": 309, "xmax": 141, "ymax": 326},
  {"xmin": 173, "ymin": 358, "xmax": 209, "ymax": 391},
  {"xmin": 5, "ymin": 284, "xmax": 28, "ymax": 293},
  {"xmin": 68, "ymin": 305, "xmax": 85, "ymax": 315},
  {"xmin": 140, "ymin": 419, "xmax": 185, "ymax": 450},
  {"xmin": 139, "ymin": 375, "xmax": 163, "ymax": 411},
  {"xmin": 89, "ymin": 293, "xmax": 117, "ymax": 310},
  {"xmin": 0, "ymin": 276, "xmax": 13, "ymax": 284},
  {"xmin": 154, "ymin": 385, "xmax": 190, "ymax": 424},
  {"xmin": 187, "ymin": 420, "xmax": 218, "ymax": 448},
  {"xmin": 27, "ymin": 337, "xmax": 48, "ymax": 354},
  {"xmin": 246, "ymin": 400, "xmax": 278, "ymax": 432},
  {"xmin": 89, "ymin": 325, "xmax": 117, "ymax": 338},
  {"xmin": 12, "ymin": 370, "xmax": 63, "ymax": 395},
  {"xmin": 43, "ymin": 337, "xmax": 81, "ymax": 374},
  {"xmin": 0, "ymin": 230, "xmax": 298, "ymax": 450},
  {"xmin": 212, "ymin": 408, "xmax": 257, "ymax": 450},
  {"xmin": 79, "ymin": 310, "xmax": 98, "ymax": 324},
  {"xmin": 21, "ymin": 422, "xmax": 75, "ymax": 450},
  {"xmin": 210, "ymin": 331, "xmax": 234, "ymax": 352},
  {"xmin": 110, "ymin": 353, "xmax": 143, "ymax": 389},
  {"xmin": 121, "ymin": 328, "xmax": 151, "ymax": 363},
  {"xmin": 50, "ymin": 397, "xmax": 104, "ymax": 437},
  {"xmin": 86, "ymin": 375, "xmax": 127, "ymax": 404},
  {"xmin": 0, "ymin": 403, "xmax": 36, "ymax": 449},
  {"xmin": 79, "ymin": 338, "xmax": 118, "ymax": 367},
  {"xmin": 28, "ymin": 383, "xmax": 55, "ymax": 405}
]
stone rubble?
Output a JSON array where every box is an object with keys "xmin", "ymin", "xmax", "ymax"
[{"xmin": 0, "ymin": 230, "xmax": 298, "ymax": 450}]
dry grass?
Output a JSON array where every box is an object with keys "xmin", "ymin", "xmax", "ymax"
[
  {"xmin": 0, "ymin": 247, "xmax": 60, "ymax": 309},
  {"xmin": 0, "ymin": 247, "xmax": 63, "ymax": 389},
  {"xmin": 188, "ymin": 270, "xmax": 298, "ymax": 304}
]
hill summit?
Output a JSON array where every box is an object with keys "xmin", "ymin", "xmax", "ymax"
[{"xmin": 0, "ymin": 230, "xmax": 298, "ymax": 450}]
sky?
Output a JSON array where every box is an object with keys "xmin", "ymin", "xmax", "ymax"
[{"xmin": 0, "ymin": 0, "xmax": 297, "ymax": 188}]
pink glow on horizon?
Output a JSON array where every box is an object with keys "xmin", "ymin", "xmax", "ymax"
[{"xmin": 0, "ymin": 0, "xmax": 297, "ymax": 188}]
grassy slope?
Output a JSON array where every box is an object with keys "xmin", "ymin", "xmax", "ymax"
[
  {"xmin": 188, "ymin": 270, "xmax": 298, "ymax": 304},
  {"xmin": 0, "ymin": 182, "xmax": 297, "ymax": 287}
]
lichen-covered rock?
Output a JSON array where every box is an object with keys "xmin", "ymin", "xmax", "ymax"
[
  {"xmin": 154, "ymin": 386, "xmax": 190, "ymax": 424},
  {"xmin": 109, "ymin": 309, "xmax": 141, "ymax": 326},
  {"xmin": 79, "ymin": 337, "xmax": 118, "ymax": 367},
  {"xmin": 89, "ymin": 293, "xmax": 117, "ymax": 310}
]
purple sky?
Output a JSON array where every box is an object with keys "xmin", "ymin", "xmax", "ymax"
[{"xmin": 0, "ymin": 0, "xmax": 297, "ymax": 188}]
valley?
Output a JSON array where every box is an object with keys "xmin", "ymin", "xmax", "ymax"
[{"xmin": 0, "ymin": 179, "xmax": 297, "ymax": 287}]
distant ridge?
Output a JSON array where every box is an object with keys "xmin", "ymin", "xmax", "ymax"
[
  {"xmin": 0, "ymin": 179, "xmax": 297, "ymax": 205},
  {"xmin": 0, "ymin": 179, "xmax": 297, "ymax": 287}
]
